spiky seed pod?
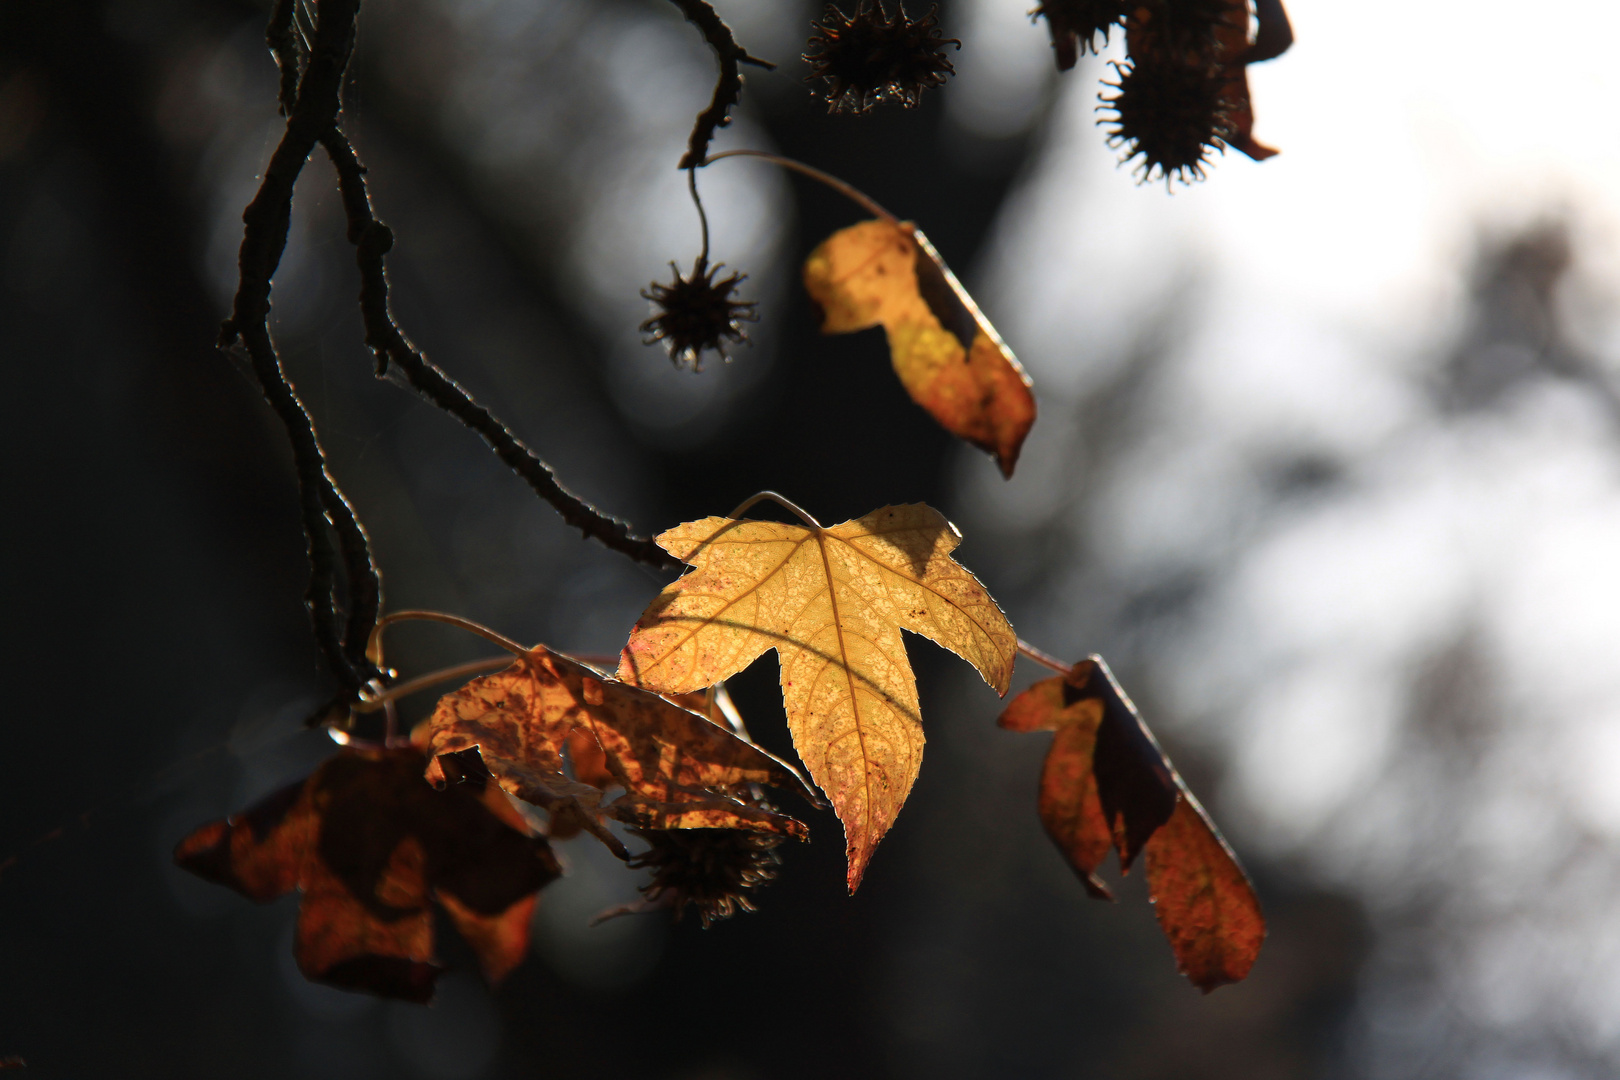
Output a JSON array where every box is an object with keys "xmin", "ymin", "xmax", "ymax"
[
  {"xmin": 1099, "ymin": 57, "xmax": 1231, "ymax": 186},
  {"xmin": 640, "ymin": 257, "xmax": 757, "ymax": 371},
  {"xmin": 628, "ymin": 826, "xmax": 784, "ymax": 928},
  {"xmin": 1032, "ymin": 0, "xmax": 1130, "ymax": 71},
  {"xmin": 804, "ymin": 1, "xmax": 959, "ymax": 114},
  {"xmin": 1128, "ymin": 0, "xmax": 1241, "ymax": 64}
]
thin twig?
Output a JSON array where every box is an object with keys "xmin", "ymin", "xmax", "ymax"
[
  {"xmin": 688, "ymin": 167, "xmax": 710, "ymax": 267},
  {"xmin": 353, "ymin": 655, "xmax": 513, "ymax": 713},
  {"xmin": 665, "ymin": 0, "xmax": 774, "ymax": 170},
  {"xmin": 367, "ymin": 610, "xmax": 532, "ymax": 664},
  {"xmin": 317, "ymin": 127, "xmax": 682, "ymax": 572},
  {"xmin": 221, "ymin": 0, "xmax": 381, "ymax": 691},
  {"xmin": 703, "ymin": 149, "xmax": 900, "ymax": 223},
  {"xmin": 1017, "ymin": 639, "xmax": 1076, "ymax": 678}
]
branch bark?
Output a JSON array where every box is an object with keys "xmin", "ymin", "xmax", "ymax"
[
  {"xmin": 220, "ymin": 0, "xmax": 381, "ymax": 690},
  {"xmin": 226, "ymin": 0, "xmax": 692, "ymax": 703},
  {"xmin": 666, "ymin": 0, "xmax": 774, "ymax": 170},
  {"xmin": 318, "ymin": 128, "xmax": 682, "ymax": 571}
]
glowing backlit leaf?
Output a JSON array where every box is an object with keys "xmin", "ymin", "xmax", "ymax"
[
  {"xmin": 423, "ymin": 645, "xmax": 811, "ymax": 840},
  {"xmin": 803, "ymin": 219, "xmax": 1036, "ymax": 477},
  {"xmin": 1142, "ymin": 790, "xmax": 1266, "ymax": 991},
  {"xmin": 619, "ymin": 501, "xmax": 1017, "ymax": 891},
  {"xmin": 999, "ymin": 655, "xmax": 1263, "ymax": 991}
]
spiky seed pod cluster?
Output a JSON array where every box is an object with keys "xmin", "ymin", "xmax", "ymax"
[
  {"xmin": 1034, "ymin": 0, "xmax": 1265, "ymax": 184},
  {"xmin": 1097, "ymin": 0, "xmax": 1248, "ymax": 186},
  {"xmin": 1032, "ymin": 0, "xmax": 1131, "ymax": 71},
  {"xmin": 804, "ymin": 1, "xmax": 959, "ymax": 114},
  {"xmin": 641, "ymin": 257, "xmax": 757, "ymax": 371},
  {"xmin": 1132, "ymin": 0, "xmax": 1241, "ymax": 60},
  {"xmin": 628, "ymin": 825, "xmax": 785, "ymax": 927},
  {"xmin": 1099, "ymin": 56, "xmax": 1232, "ymax": 185}
]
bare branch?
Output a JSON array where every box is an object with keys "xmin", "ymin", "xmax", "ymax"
[
  {"xmin": 266, "ymin": 0, "xmax": 301, "ymax": 115},
  {"xmin": 220, "ymin": 0, "xmax": 381, "ymax": 690},
  {"xmin": 318, "ymin": 127, "xmax": 683, "ymax": 572},
  {"xmin": 666, "ymin": 0, "xmax": 774, "ymax": 170}
]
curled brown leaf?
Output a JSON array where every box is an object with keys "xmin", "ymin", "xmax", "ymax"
[
  {"xmin": 174, "ymin": 746, "xmax": 559, "ymax": 1001},
  {"xmin": 998, "ymin": 654, "xmax": 1264, "ymax": 990}
]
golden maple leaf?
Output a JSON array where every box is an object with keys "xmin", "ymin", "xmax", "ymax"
[
  {"xmin": 618, "ymin": 495, "xmax": 1017, "ymax": 891},
  {"xmin": 803, "ymin": 218, "xmax": 1036, "ymax": 478}
]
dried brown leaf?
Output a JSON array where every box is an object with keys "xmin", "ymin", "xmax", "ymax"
[
  {"xmin": 174, "ymin": 746, "xmax": 559, "ymax": 1001},
  {"xmin": 1143, "ymin": 791, "xmax": 1265, "ymax": 991},
  {"xmin": 423, "ymin": 646, "xmax": 811, "ymax": 840},
  {"xmin": 998, "ymin": 655, "xmax": 1264, "ymax": 990}
]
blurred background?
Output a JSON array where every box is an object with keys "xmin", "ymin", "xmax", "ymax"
[{"xmin": 5, "ymin": 0, "xmax": 1620, "ymax": 1075}]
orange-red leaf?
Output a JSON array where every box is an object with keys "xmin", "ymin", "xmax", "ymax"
[
  {"xmin": 1000, "ymin": 679, "xmax": 1113, "ymax": 898},
  {"xmin": 998, "ymin": 655, "xmax": 1264, "ymax": 990},
  {"xmin": 424, "ymin": 646, "xmax": 811, "ymax": 840},
  {"xmin": 803, "ymin": 219, "xmax": 1036, "ymax": 477},
  {"xmin": 173, "ymin": 778, "xmax": 314, "ymax": 901},
  {"xmin": 295, "ymin": 841, "xmax": 438, "ymax": 1002},
  {"xmin": 174, "ymin": 745, "xmax": 559, "ymax": 1001},
  {"xmin": 1143, "ymin": 792, "xmax": 1265, "ymax": 992},
  {"xmin": 565, "ymin": 726, "xmax": 614, "ymax": 790}
]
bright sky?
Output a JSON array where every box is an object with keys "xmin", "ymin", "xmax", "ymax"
[
  {"xmin": 385, "ymin": 0, "xmax": 1620, "ymax": 1060},
  {"xmin": 959, "ymin": 1, "xmax": 1620, "ymax": 1069}
]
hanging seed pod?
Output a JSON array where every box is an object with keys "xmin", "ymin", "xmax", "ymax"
[
  {"xmin": 1128, "ymin": 0, "xmax": 1240, "ymax": 64},
  {"xmin": 1032, "ymin": 0, "xmax": 1130, "ymax": 71},
  {"xmin": 1099, "ymin": 56, "xmax": 1232, "ymax": 185},
  {"xmin": 628, "ymin": 824, "xmax": 785, "ymax": 927},
  {"xmin": 804, "ymin": 1, "xmax": 959, "ymax": 113},
  {"xmin": 641, "ymin": 257, "xmax": 758, "ymax": 371}
]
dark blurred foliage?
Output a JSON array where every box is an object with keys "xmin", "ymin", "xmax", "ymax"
[{"xmin": 0, "ymin": 0, "xmax": 1366, "ymax": 1076}]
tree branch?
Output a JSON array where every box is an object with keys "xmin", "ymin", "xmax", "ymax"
[
  {"xmin": 229, "ymin": 0, "xmax": 689, "ymax": 705},
  {"xmin": 318, "ymin": 127, "xmax": 682, "ymax": 571},
  {"xmin": 266, "ymin": 0, "xmax": 300, "ymax": 115},
  {"xmin": 221, "ymin": 0, "xmax": 382, "ymax": 690},
  {"xmin": 666, "ymin": 0, "xmax": 774, "ymax": 170}
]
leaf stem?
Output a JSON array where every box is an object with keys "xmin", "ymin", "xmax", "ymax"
[
  {"xmin": 688, "ymin": 166, "xmax": 710, "ymax": 267},
  {"xmin": 703, "ymin": 149, "xmax": 899, "ymax": 224},
  {"xmin": 367, "ymin": 610, "xmax": 531, "ymax": 665},
  {"xmin": 727, "ymin": 490, "xmax": 823, "ymax": 529},
  {"xmin": 1017, "ymin": 639, "xmax": 1075, "ymax": 678},
  {"xmin": 353, "ymin": 655, "xmax": 514, "ymax": 713}
]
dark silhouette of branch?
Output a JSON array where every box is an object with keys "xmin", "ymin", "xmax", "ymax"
[
  {"xmin": 225, "ymin": 0, "xmax": 693, "ymax": 703},
  {"xmin": 220, "ymin": 0, "xmax": 380, "ymax": 690},
  {"xmin": 666, "ymin": 0, "xmax": 774, "ymax": 170},
  {"xmin": 266, "ymin": 0, "xmax": 301, "ymax": 115},
  {"xmin": 317, "ymin": 128, "xmax": 682, "ymax": 571}
]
